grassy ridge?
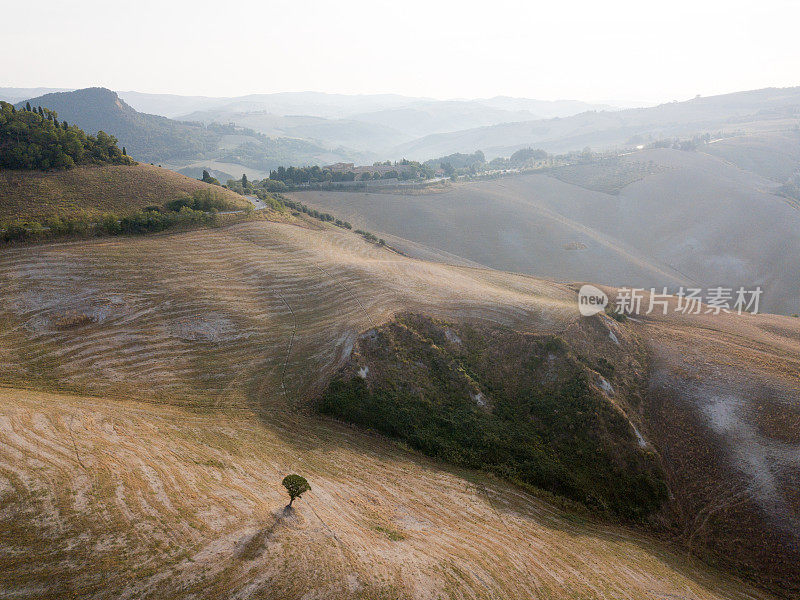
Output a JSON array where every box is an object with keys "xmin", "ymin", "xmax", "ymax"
[{"xmin": 0, "ymin": 163, "xmax": 251, "ymax": 221}]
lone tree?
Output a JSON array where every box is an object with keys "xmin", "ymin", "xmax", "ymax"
[{"xmin": 281, "ymin": 474, "xmax": 310, "ymax": 507}]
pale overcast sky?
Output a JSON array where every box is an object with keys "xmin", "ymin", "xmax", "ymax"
[{"xmin": 3, "ymin": 0, "xmax": 798, "ymax": 104}]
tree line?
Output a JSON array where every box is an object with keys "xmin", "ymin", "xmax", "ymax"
[
  {"xmin": 267, "ymin": 159, "xmax": 435, "ymax": 187},
  {"xmin": 0, "ymin": 101, "xmax": 133, "ymax": 170}
]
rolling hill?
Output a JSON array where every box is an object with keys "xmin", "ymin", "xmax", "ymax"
[
  {"xmin": 177, "ymin": 109, "xmax": 410, "ymax": 153},
  {"xmin": 392, "ymin": 86, "xmax": 800, "ymax": 159},
  {"xmin": 0, "ymin": 163, "xmax": 250, "ymax": 221},
  {"xmin": 701, "ymin": 128, "xmax": 800, "ymax": 183},
  {"xmin": 16, "ymin": 88, "xmax": 357, "ymax": 172},
  {"xmin": 175, "ymin": 97, "xmax": 611, "ymax": 155},
  {"xmin": 0, "ymin": 218, "xmax": 797, "ymax": 597},
  {"xmin": 292, "ymin": 145, "xmax": 800, "ymax": 315},
  {"xmin": 16, "ymin": 87, "xmax": 219, "ymax": 163}
]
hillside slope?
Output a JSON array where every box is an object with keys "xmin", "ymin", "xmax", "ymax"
[
  {"xmin": 0, "ymin": 221, "xmax": 797, "ymax": 597},
  {"xmin": 0, "ymin": 164, "xmax": 250, "ymax": 220},
  {"xmin": 700, "ymin": 129, "xmax": 800, "ymax": 183},
  {"xmin": 16, "ymin": 87, "xmax": 219, "ymax": 163},
  {"xmin": 293, "ymin": 147, "xmax": 800, "ymax": 314}
]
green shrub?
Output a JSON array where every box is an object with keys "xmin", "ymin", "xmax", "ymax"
[
  {"xmin": 1, "ymin": 220, "xmax": 44, "ymax": 242},
  {"xmin": 164, "ymin": 188, "xmax": 239, "ymax": 213}
]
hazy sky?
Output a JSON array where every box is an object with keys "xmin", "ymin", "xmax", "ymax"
[{"xmin": 3, "ymin": 0, "xmax": 798, "ymax": 103}]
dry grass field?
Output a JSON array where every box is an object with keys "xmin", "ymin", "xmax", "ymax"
[
  {"xmin": 0, "ymin": 164, "xmax": 250, "ymax": 221},
  {"xmin": 0, "ymin": 220, "xmax": 797, "ymax": 598}
]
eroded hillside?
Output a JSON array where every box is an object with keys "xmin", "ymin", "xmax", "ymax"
[
  {"xmin": 0, "ymin": 220, "xmax": 797, "ymax": 598},
  {"xmin": 320, "ymin": 313, "xmax": 666, "ymax": 519}
]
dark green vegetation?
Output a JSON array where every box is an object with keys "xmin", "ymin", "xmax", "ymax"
[
  {"xmin": 267, "ymin": 159, "xmax": 435, "ymax": 188},
  {"xmin": 0, "ymin": 101, "xmax": 133, "ymax": 170},
  {"xmin": 319, "ymin": 314, "xmax": 667, "ymax": 519},
  {"xmin": 281, "ymin": 474, "xmax": 310, "ymax": 507},
  {"xmin": 422, "ymin": 148, "xmax": 553, "ymax": 176},
  {"xmin": 163, "ymin": 188, "xmax": 242, "ymax": 213},
  {"xmin": 200, "ymin": 169, "xmax": 222, "ymax": 186}
]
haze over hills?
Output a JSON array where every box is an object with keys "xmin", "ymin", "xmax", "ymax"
[
  {"xmin": 175, "ymin": 109, "xmax": 411, "ymax": 153},
  {"xmin": 16, "ymin": 87, "xmax": 361, "ymax": 176},
  {"xmin": 116, "ymin": 90, "xmax": 612, "ymax": 121},
  {"xmin": 14, "ymin": 85, "xmax": 800, "ymax": 175},
  {"xmin": 13, "ymin": 86, "xmax": 617, "ymax": 175},
  {"xmin": 174, "ymin": 95, "xmax": 615, "ymax": 154},
  {"xmin": 0, "ymin": 86, "xmax": 71, "ymax": 105},
  {"xmin": 394, "ymin": 86, "xmax": 800, "ymax": 158}
]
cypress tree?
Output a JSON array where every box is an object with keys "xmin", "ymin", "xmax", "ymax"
[{"xmin": 25, "ymin": 102, "xmax": 31, "ymax": 111}]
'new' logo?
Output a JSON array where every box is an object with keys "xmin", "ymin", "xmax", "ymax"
[{"xmin": 578, "ymin": 284, "xmax": 608, "ymax": 316}]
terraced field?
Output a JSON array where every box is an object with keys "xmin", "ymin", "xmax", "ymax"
[
  {"xmin": 0, "ymin": 220, "xmax": 797, "ymax": 598},
  {"xmin": 0, "ymin": 221, "xmax": 573, "ymax": 404}
]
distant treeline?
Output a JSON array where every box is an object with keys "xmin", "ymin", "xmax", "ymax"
[
  {"xmin": 265, "ymin": 159, "xmax": 434, "ymax": 188},
  {"xmin": 0, "ymin": 101, "xmax": 133, "ymax": 170},
  {"xmin": 270, "ymin": 165, "xmax": 357, "ymax": 184},
  {"xmin": 425, "ymin": 148, "xmax": 550, "ymax": 175}
]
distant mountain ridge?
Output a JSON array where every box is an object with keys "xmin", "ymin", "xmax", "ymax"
[
  {"xmin": 15, "ymin": 87, "xmax": 359, "ymax": 170},
  {"xmin": 15, "ymin": 87, "xmax": 218, "ymax": 163},
  {"xmin": 14, "ymin": 85, "xmax": 800, "ymax": 175},
  {"xmin": 393, "ymin": 86, "xmax": 800, "ymax": 158},
  {"xmin": 0, "ymin": 87, "xmax": 72, "ymax": 105}
]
